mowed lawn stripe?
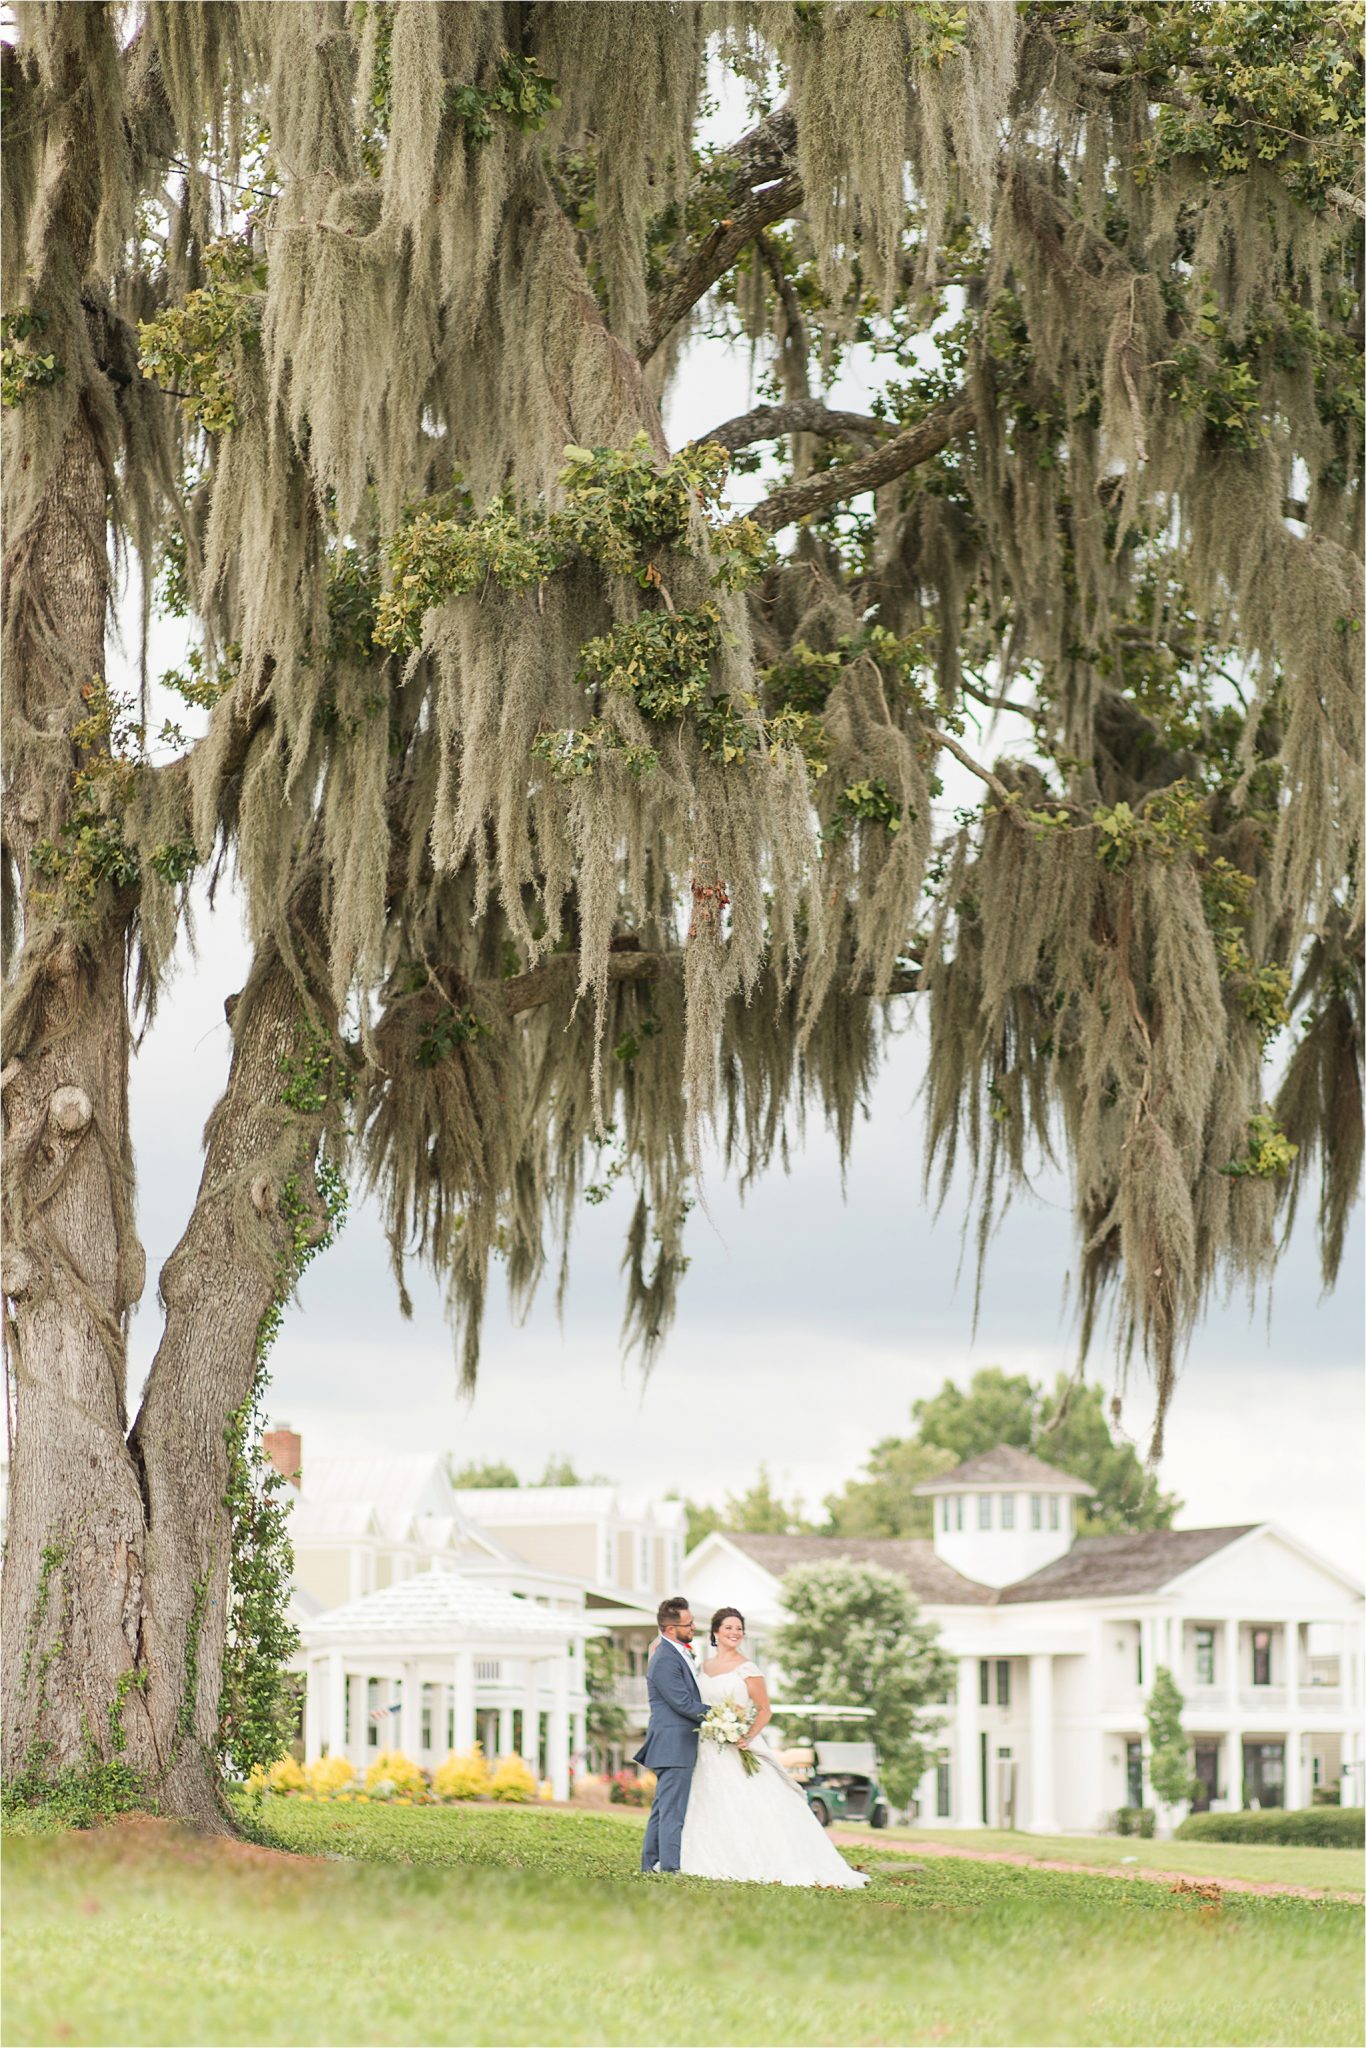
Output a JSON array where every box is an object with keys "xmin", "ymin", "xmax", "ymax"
[{"xmin": 2, "ymin": 1804, "xmax": 1361, "ymax": 2048}]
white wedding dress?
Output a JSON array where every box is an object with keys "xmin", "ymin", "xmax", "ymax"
[{"xmin": 678, "ymin": 1660, "xmax": 869, "ymax": 1887}]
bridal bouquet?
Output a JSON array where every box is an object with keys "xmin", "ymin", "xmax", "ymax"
[{"xmin": 700, "ymin": 1699, "xmax": 761, "ymax": 1776}]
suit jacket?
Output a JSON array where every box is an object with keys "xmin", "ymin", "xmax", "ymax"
[{"xmin": 632, "ymin": 1637, "xmax": 708, "ymax": 1769}]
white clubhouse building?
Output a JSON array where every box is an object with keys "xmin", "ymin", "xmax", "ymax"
[{"xmin": 686, "ymin": 1445, "xmax": 1365, "ymax": 1831}]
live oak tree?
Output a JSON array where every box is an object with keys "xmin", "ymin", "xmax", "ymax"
[{"xmin": 2, "ymin": 3, "xmax": 1361, "ymax": 1826}]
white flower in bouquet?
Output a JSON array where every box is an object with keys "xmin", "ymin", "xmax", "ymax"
[{"xmin": 700, "ymin": 1699, "xmax": 761, "ymax": 1776}]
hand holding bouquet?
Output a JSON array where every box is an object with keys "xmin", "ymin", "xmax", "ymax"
[{"xmin": 700, "ymin": 1698, "xmax": 761, "ymax": 1776}]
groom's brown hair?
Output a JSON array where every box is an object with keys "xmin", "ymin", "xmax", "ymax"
[{"xmin": 657, "ymin": 1596, "xmax": 689, "ymax": 1632}]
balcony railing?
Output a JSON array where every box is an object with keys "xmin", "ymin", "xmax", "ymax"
[{"xmin": 613, "ymin": 1676, "xmax": 650, "ymax": 1711}]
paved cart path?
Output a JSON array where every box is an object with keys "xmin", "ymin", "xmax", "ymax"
[{"xmin": 831, "ymin": 1828, "xmax": 1363, "ymax": 1901}]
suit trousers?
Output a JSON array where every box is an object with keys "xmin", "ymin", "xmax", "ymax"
[{"xmin": 641, "ymin": 1761, "xmax": 694, "ymax": 1872}]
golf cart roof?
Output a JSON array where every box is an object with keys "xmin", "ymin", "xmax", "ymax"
[{"xmin": 768, "ymin": 1702, "xmax": 875, "ymax": 1720}]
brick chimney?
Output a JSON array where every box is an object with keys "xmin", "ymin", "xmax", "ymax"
[{"xmin": 263, "ymin": 1423, "xmax": 302, "ymax": 1488}]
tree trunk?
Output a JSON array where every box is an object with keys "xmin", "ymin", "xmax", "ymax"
[
  {"xmin": 1, "ymin": 406, "xmax": 150, "ymax": 1789},
  {"xmin": 127, "ymin": 907, "xmax": 331, "ymax": 1828}
]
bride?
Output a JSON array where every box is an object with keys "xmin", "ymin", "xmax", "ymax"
[{"xmin": 678, "ymin": 1606, "xmax": 869, "ymax": 1887}]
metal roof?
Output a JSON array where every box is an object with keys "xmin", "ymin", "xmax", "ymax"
[{"xmin": 300, "ymin": 1566, "xmax": 603, "ymax": 1644}]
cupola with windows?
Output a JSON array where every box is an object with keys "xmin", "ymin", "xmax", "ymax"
[{"xmin": 913, "ymin": 1445, "xmax": 1095, "ymax": 1589}]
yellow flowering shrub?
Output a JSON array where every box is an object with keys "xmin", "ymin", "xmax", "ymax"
[
  {"xmin": 537, "ymin": 1779, "xmax": 555, "ymax": 1802},
  {"xmin": 433, "ymin": 1744, "xmax": 491, "ymax": 1801},
  {"xmin": 246, "ymin": 1754, "xmax": 307, "ymax": 1794},
  {"xmin": 305, "ymin": 1753, "xmax": 357, "ymax": 1798},
  {"xmin": 364, "ymin": 1749, "xmax": 429, "ymax": 1800},
  {"xmin": 488, "ymin": 1753, "xmax": 537, "ymax": 1802}
]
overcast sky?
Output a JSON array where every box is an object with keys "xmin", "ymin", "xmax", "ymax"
[{"xmin": 114, "ymin": 271, "xmax": 1364, "ymax": 1585}]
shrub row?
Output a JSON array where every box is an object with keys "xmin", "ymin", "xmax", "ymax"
[
  {"xmin": 1111, "ymin": 1807, "xmax": 1157, "ymax": 1837},
  {"xmin": 1175, "ymin": 1807, "xmax": 1364, "ymax": 1847},
  {"xmin": 244, "ymin": 1743, "xmax": 545, "ymax": 1806}
]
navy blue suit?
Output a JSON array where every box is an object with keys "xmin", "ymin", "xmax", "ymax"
[{"xmin": 633, "ymin": 1636, "xmax": 708, "ymax": 1872}]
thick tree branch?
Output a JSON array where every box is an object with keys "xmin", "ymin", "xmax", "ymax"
[
  {"xmin": 639, "ymin": 172, "xmax": 803, "ymax": 366},
  {"xmin": 751, "ymin": 397, "xmax": 975, "ymax": 532},
  {"xmin": 691, "ymin": 400, "xmax": 892, "ymax": 455},
  {"xmin": 496, "ymin": 950, "xmax": 921, "ymax": 1017}
]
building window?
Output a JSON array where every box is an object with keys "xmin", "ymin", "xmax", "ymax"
[
  {"xmin": 1194, "ymin": 1628, "xmax": 1215, "ymax": 1685},
  {"xmin": 978, "ymin": 1494, "xmax": 993, "ymax": 1530},
  {"xmin": 1030, "ymin": 1494, "xmax": 1042, "ymax": 1530},
  {"xmin": 1047, "ymin": 1495, "xmax": 1060, "ymax": 1530},
  {"xmin": 1244, "ymin": 1739, "xmax": 1284, "ymax": 1807},
  {"xmin": 1312, "ymin": 1753, "xmax": 1322, "ymax": 1786},
  {"xmin": 1001, "ymin": 1493, "xmax": 1015, "ymax": 1530},
  {"xmin": 446, "ymin": 1699, "xmax": 455, "ymax": 1749},
  {"xmin": 366, "ymin": 1678, "xmax": 379, "ymax": 1748},
  {"xmin": 637, "ymin": 1532, "xmax": 650, "ymax": 1587},
  {"xmin": 420, "ymin": 1687, "xmax": 432, "ymax": 1751},
  {"xmin": 1252, "ymin": 1629, "xmax": 1272, "ymax": 1686},
  {"xmin": 995, "ymin": 1660, "xmax": 1011, "ymax": 1708},
  {"xmin": 979, "ymin": 1659, "xmax": 991, "ymax": 1706},
  {"xmin": 1125, "ymin": 1739, "xmax": 1144, "ymax": 1809},
  {"xmin": 954, "ymin": 1495, "xmax": 964, "ymax": 1531},
  {"xmin": 936, "ymin": 1758, "xmax": 951, "ymax": 1818},
  {"xmin": 1136, "ymin": 1629, "xmax": 1143, "ymax": 1687},
  {"xmin": 603, "ymin": 1529, "xmax": 616, "ymax": 1584}
]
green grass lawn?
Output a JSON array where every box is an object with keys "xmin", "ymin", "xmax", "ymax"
[
  {"xmin": 3, "ymin": 1800, "xmax": 1361, "ymax": 2048},
  {"xmin": 872, "ymin": 1822, "xmax": 1366, "ymax": 1894}
]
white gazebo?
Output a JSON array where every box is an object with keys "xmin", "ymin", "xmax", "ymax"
[{"xmin": 297, "ymin": 1565, "xmax": 604, "ymax": 1799}]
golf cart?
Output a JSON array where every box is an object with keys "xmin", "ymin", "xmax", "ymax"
[{"xmin": 769, "ymin": 1701, "xmax": 891, "ymax": 1829}]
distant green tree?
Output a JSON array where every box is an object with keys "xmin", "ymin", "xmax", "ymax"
[
  {"xmin": 685, "ymin": 1465, "xmax": 813, "ymax": 1550},
  {"xmin": 537, "ymin": 1454, "xmax": 611, "ymax": 1487},
  {"xmin": 1146, "ymin": 1667, "xmax": 1199, "ymax": 1810},
  {"xmin": 447, "ymin": 1458, "xmax": 521, "ymax": 1489},
  {"xmin": 906, "ymin": 1367, "xmax": 1183, "ymax": 1535},
  {"xmin": 823, "ymin": 1440, "xmax": 959, "ymax": 1539},
  {"xmin": 773, "ymin": 1561, "xmax": 952, "ymax": 1807}
]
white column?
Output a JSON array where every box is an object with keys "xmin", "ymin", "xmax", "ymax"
[
  {"xmin": 1224, "ymin": 1619, "xmax": 1240, "ymax": 1711},
  {"xmin": 1139, "ymin": 1613, "xmax": 1155, "ymax": 1693},
  {"xmin": 549, "ymin": 1654, "xmax": 571, "ymax": 1801},
  {"xmin": 399, "ymin": 1659, "xmax": 421, "ymax": 1760},
  {"xmin": 303, "ymin": 1656, "xmax": 322, "ymax": 1761},
  {"xmin": 521, "ymin": 1662, "xmax": 540, "ymax": 1770},
  {"xmin": 572, "ymin": 1709, "xmax": 587, "ymax": 1768},
  {"xmin": 1028, "ymin": 1653, "xmax": 1059, "ymax": 1832},
  {"xmin": 326, "ymin": 1652, "xmax": 347, "ymax": 1760},
  {"xmin": 1285, "ymin": 1621, "xmax": 1300, "ymax": 1711},
  {"xmin": 1285, "ymin": 1727, "xmax": 1305, "ymax": 1810},
  {"xmin": 498, "ymin": 1705, "xmax": 515, "ymax": 1759},
  {"xmin": 916, "ymin": 1762, "xmax": 937, "ymax": 1826},
  {"xmin": 956, "ymin": 1656, "xmax": 982, "ymax": 1828},
  {"xmin": 453, "ymin": 1648, "xmax": 476, "ymax": 1752}
]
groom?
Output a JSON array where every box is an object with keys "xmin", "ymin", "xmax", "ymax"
[{"xmin": 634, "ymin": 1596, "xmax": 708, "ymax": 1873}]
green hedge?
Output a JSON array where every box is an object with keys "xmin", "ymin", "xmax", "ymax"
[
  {"xmin": 1175, "ymin": 1807, "xmax": 1364, "ymax": 1847},
  {"xmin": 1112, "ymin": 1806, "xmax": 1157, "ymax": 1837}
]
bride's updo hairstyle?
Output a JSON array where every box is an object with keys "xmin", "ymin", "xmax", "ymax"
[{"xmin": 709, "ymin": 1606, "xmax": 745, "ymax": 1647}]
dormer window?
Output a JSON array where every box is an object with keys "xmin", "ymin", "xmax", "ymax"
[
  {"xmin": 1001, "ymin": 1494, "xmax": 1015, "ymax": 1530},
  {"xmin": 1030, "ymin": 1495, "xmax": 1042, "ymax": 1530},
  {"xmin": 978, "ymin": 1494, "xmax": 993, "ymax": 1530}
]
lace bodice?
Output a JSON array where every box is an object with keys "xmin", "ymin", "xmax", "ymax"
[{"xmin": 698, "ymin": 1658, "xmax": 761, "ymax": 1706}]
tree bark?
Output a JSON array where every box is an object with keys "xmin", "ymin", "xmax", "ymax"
[
  {"xmin": 1, "ymin": 402, "xmax": 151, "ymax": 1788},
  {"xmin": 127, "ymin": 890, "xmax": 333, "ymax": 1829}
]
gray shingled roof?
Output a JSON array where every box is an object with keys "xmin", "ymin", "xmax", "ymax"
[
  {"xmin": 995, "ymin": 1525, "xmax": 1258, "ymax": 1602},
  {"xmin": 714, "ymin": 1523, "xmax": 1261, "ymax": 1607},
  {"xmin": 912, "ymin": 1444, "xmax": 1096, "ymax": 1496},
  {"xmin": 714, "ymin": 1531, "xmax": 996, "ymax": 1605}
]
